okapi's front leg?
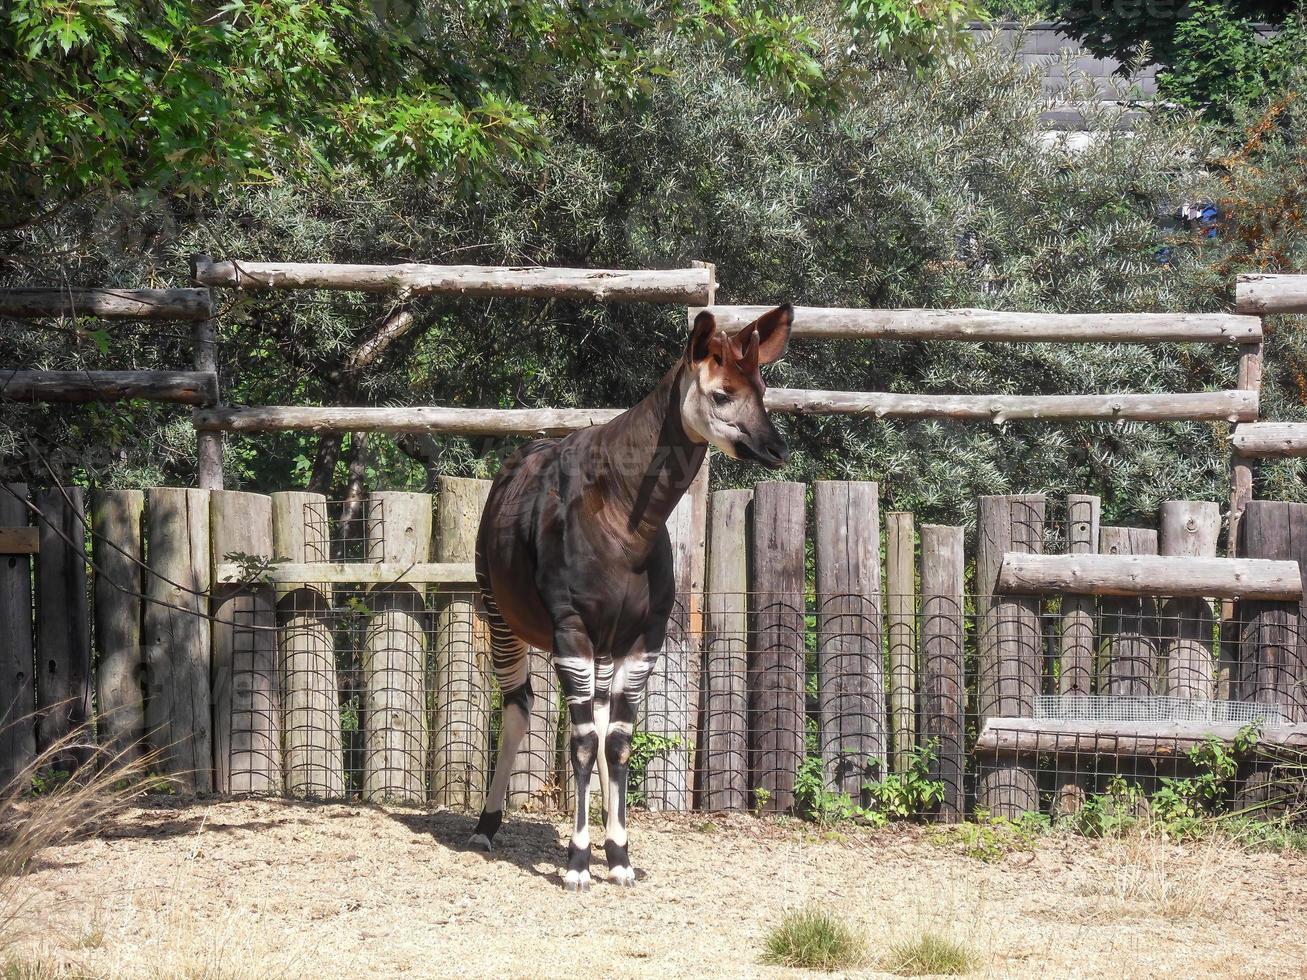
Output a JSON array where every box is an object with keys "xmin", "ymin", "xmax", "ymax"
[
  {"xmin": 604, "ymin": 647, "xmax": 660, "ymax": 887},
  {"xmin": 553, "ymin": 621, "xmax": 598, "ymax": 892}
]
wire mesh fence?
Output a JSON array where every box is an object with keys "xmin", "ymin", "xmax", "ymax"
[{"xmin": 223, "ymin": 583, "xmax": 1307, "ymax": 824}]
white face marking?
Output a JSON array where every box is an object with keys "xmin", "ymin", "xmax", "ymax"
[{"xmin": 678, "ymin": 365, "xmax": 745, "ymax": 459}]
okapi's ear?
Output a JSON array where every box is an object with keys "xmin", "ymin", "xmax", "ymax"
[
  {"xmin": 738, "ymin": 303, "xmax": 793, "ymax": 365},
  {"xmin": 687, "ymin": 309, "xmax": 717, "ymax": 364}
]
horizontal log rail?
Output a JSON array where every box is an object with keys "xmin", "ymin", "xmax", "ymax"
[
  {"xmin": 0, "ymin": 287, "xmax": 212, "ymax": 321},
  {"xmin": 1231, "ymin": 422, "xmax": 1307, "ymax": 458},
  {"xmin": 195, "ymin": 388, "xmax": 1257, "ymax": 435},
  {"xmin": 214, "ymin": 561, "xmax": 477, "ymax": 585},
  {"xmin": 191, "ymin": 255, "xmax": 711, "ymax": 305},
  {"xmin": 1, "ymin": 370, "xmax": 219, "ymax": 406},
  {"xmin": 975, "ymin": 717, "xmax": 1307, "ymax": 757},
  {"xmin": 1235, "ymin": 273, "xmax": 1307, "ymax": 315},
  {"xmin": 699, "ymin": 305, "xmax": 1261, "ymax": 344},
  {"xmin": 996, "ymin": 552, "xmax": 1302, "ymax": 599}
]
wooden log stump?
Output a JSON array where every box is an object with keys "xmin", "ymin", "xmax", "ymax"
[
  {"xmin": 92, "ymin": 490, "xmax": 145, "ymax": 761},
  {"xmin": 1099, "ymin": 527, "xmax": 1159, "ymax": 697},
  {"xmin": 210, "ymin": 491, "xmax": 280, "ymax": 793},
  {"xmin": 749, "ymin": 482, "xmax": 806, "ymax": 813},
  {"xmin": 814, "ymin": 481, "xmax": 885, "ymax": 798},
  {"xmin": 1236, "ymin": 502, "xmax": 1307, "ymax": 722},
  {"xmin": 35, "ymin": 487, "xmax": 93, "ymax": 773},
  {"xmin": 430, "ymin": 478, "xmax": 491, "ymax": 810},
  {"xmin": 701, "ymin": 489, "xmax": 751, "ymax": 811},
  {"xmin": 0, "ymin": 484, "xmax": 36, "ymax": 785},
  {"xmin": 976, "ymin": 494, "xmax": 1045, "ymax": 818},
  {"xmin": 1055, "ymin": 494, "xmax": 1098, "ymax": 816},
  {"xmin": 886, "ymin": 512, "xmax": 916, "ymax": 775},
  {"xmin": 363, "ymin": 491, "xmax": 431, "ymax": 803},
  {"xmin": 1159, "ymin": 501, "xmax": 1220, "ymax": 700},
  {"xmin": 272, "ymin": 492, "xmax": 345, "ymax": 798},
  {"xmin": 641, "ymin": 490, "xmax": 697, "ymax": 811},
  {"xmin": 142, "ymin": 488, "xmax": 212, "ymax": 792},
  {"xmin": 920, "ymin": 525, "xmax": 966, "ymax": 822}
]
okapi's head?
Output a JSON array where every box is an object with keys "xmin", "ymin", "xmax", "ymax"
[{"xmin": 680, "ymin": 304, "xmax": 793, "ymax": 469}]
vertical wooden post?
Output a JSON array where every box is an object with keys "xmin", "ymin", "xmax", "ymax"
[
  {"xmin": 92, "ymin": 489, "xmax": 145, "ymax": 761},
  {"xmin": 34, "ymin": 487, "xmax": 93, "ymax": 772},
  {"xmin": 0, "ymin": 484, "xmax": 36, "ymax": 785},
  {"xmin": 749, "ymin": 481, "xmax": 806, "ymax": 813},
  {"xmin": 641, "ymin": 491, "xmax": 696, "ymax": 810},
  {"xmin": 1229, "ymin": 340, "xmax": 1263, "ymax": 558},
  {"xmin": 976, "ymin": 494, "xmax": 1045, "ymax": 818},
  {"xmin": 431, "ymin": 478, "xmax": 491, "ymax": 810},
  {"xmin": 361, "ymin": 491, "xmax": 431, "ymax": 803},
  {"xmin": 1099, "ymin": 526, "xmax": 1159, "ymax": 697},
  {"xmin": 1059, "ymin": 495, "xmax": 1100, "ymax": 697},
  {"xmin": 920, "ymin": 525, "xmax": 965, "ymax": 822},
  {"xmin": 142, "ymin": 487, "xmax": 212, "ymax": 792},
  {"xmin": 272, "ymin": 491, "xmax": 344, "ymax": 797},
  {"xmin": 1236, "ymin": 501, "xmax": 1307, "ymax": 721},
  {"xmin": 886, "ymin": 511, "xmax": 916, "ymax": 775},
  {"xmin": 193, "ymin": 308, "xmax": 224, "ymax": 491},
  {"xmin": 813, "ymin": 481, "xmax": 885, "ymax": 797},
  {"xmin": 210, "ymin": 491, "xmax": 280, "ymax": 793},
  {"xmin": 701, "ymin": 488, "xmax": 750, "ymax": 811},
  {"xmin": 1159, "ymin": 501, "xmax": 1220, "ymax": 700}
]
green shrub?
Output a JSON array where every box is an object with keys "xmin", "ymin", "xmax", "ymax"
[
  {"xmin": 883, "ymin": 930, "xmax": 977, "ymax": 976},
  {"xmin": 762, "ymin": 907, "xmax": 866, "ymax": 971}
]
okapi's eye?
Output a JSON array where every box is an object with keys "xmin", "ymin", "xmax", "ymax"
[{"xmin": 712, "ymin": 390, "xmax": 731, "ymax": 407}]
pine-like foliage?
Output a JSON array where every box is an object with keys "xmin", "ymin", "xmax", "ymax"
[{"xmin": 4, "ymin": 26, "xmax": 1297, "ymax": 529}]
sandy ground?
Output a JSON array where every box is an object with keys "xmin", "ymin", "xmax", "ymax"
[{"xmin": 7, "ymin": 797, "xmax": 1307, "ymax": 978}]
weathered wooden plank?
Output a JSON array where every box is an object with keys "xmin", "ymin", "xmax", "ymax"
[
  {"xmin": 0, "ymin": 484, "xmax": 36, "ymax": 785},
  {"xmin": 1, "ymin": 371, "xmax": 218, "ymax": 406},
  {"xmin": 1235, "ymin": 273, "xmax": 1307, "ymax": 314},
  {"xmin": 1231, "ymin": 422, "xmax": 1307, "ymax": 458},
  {"xmin": 210, "ymin": 491, "xmax": 280, "ymax": 794},
  {"xmin": 34, "ymin": 488, "xmax": 93, "ymax": 773},
  {"xmin": 1159, "ymin": 501, "xmax": 1220, "ymax": 700},
  {"xmin": 1237, "ymin": 502, "xmax": 1307, "ymax": 722},
  {"xmin": 431, "ymin": 480, "xmax": 490, "ymax": 810},
  {"xmin": 1058, "ymin": 495, "xmax": 1100, "ymax": 696},
  {"xmin": 996, "ymin": 553, "xmax": 1300, "ymax": 600},
  {"xmin": 749, "ymin": 482, "xmax": 806, "ymax": 813},
  {"xmin": 272, "ymin": 491, "xmax": 345, "ymax": 798},
  {"xmin": 1098, "ymin": 527, "xmax": 1159, "ymax": 698},
  {"xmin": 699, "ymin": 305, "xmax": 1261, "ymax": 344},
  {"xmin": 91, "ymin": 490, "xmax": 145, "ymax": 761},
  {"xmin": 196, "ymin": 388, "xmax": 1259, "ymax": 434},
  {"xmin": 142, "ymin": 488, "xmax": 212, "ymax": 792},
  {"xmin": 701, "ymin": 489, "xmax": 751, "ymax": 812},
  {"xmin": 814, "ymin": 481, "xmax": 885, "ymax": 797},
  {"xmin": 214, "ymin": 560, "xmax": 476, "ymax": 585},
  {"xmin": 885, "ymin": 511, "xmax": 916, "ymax": 775},
  {"xmin": 641, "ymin": 491, "xmax": 696, "ymax": 811},
  {"xmin": 192, "ymin": 255, "xmax": 713, "ymax": 304},
  {"xmin": 193, "ymin": 317, "xmax": 224, "ymax": 490},
  {"xmin": 0, "ymin": 286, "xmax": 212, "ymax": 320},
  {"xmin": 920, "ymin": 525, "xmax": 966, "ymax": 822},
  {"xmin": 976, "ymin": 494, "xmax": 1045, "ymax": 817},
  {"xmin": 0, "ymin": 528, "xmax": 39, "ymax": 554},
  {"xmin": 976, "ymin": 717, "xmax": 1307, "ymax": 756},
  {"xmin": 363, "ymin": 491, "xmax": 431, "ymax": 803}
]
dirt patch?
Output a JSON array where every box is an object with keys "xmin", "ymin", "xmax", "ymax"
[{"xmin": 7, "ymin": 798, "xmax": 1307, "ymax": 978}]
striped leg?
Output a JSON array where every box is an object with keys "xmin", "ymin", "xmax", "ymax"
[
  {"xmin": 604, "ymin": 647, "xmax": 660, "ymax": 887},
  {"xmin": 469, "ymin": 591, "xmax": 531, "ymax": 851},
  {"xmin": 554, "ymin": 625, "xmax": 597, "ymax": 893}
]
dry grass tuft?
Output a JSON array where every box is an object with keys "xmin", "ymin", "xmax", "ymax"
[
  {"xmin": 761, "ymin": 906, "xmax": 866, "ymax": 971},
  {"xmin": 882, "ymin": 929, "xmax": 977, "ymax": 976},
  {"xmin": 1080, "ymin": 826, "xmax": 1233, "ymax": 922}
]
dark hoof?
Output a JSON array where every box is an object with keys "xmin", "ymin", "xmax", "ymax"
[
  {"xmin": 467, "ymin": 833, "xmax": 493, "ymax": 852},
  {"xmin": 563, "ymin": 871, "xmax": 592, "ymax": 892}
]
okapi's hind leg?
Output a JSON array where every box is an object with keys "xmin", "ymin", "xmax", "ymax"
[{"xmin": 468, "ymin": 596, "xmax": 532, "ymax": 852}]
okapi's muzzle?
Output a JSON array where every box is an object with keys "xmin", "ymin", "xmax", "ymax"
[{"xmin": 735, "ymin": 430, "xmax": 789, "ymax": 470}]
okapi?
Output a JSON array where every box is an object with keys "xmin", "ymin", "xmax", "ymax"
[{"xmin": 469, "ymin": 304, "xmax": 793, "ymax": 890}]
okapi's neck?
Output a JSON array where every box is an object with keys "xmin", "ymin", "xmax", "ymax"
[{"xmin": 592, "ymin": 361, "xmax": 706, "ymax": 555}]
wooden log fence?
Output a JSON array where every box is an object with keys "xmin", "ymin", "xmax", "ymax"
[
  {"xmin": 976, "ymin": 718, "xmax": 1307, "ymax": 756},
  {"xmin": 0, "ymin": 287, "xmax": 212, "ymax": 320},
  {"xmin": 919, "ymin": 524, "xmax": 966, "ymax": 822},
  {"xmin": 885, "ymin": 511, "xmax": 916, "ymax": 775},
  {"xmin": 1098, "ymin": 527, "xmax": 1159, "ymax": 699},
  {"xmin": 0, "ymin": 370, "xmax": 219, "ymax": 406},
  {"xmin": 0, "ymin": 484, "xmax": 36, "ymax": 786},
  {"xmin": 996, "ymin": 553, "xmax": 1301, "ymax": 600},
  {"xmin": 1236, "ymin": 273, "xmax": 1307, "ymax": 315},
  {"xmin": 1159, "ymin": 501, "xmax": 1220, "ymax": 700},
  {"xmin": 1231, "ymin": 422, "xmax": 1307, "ymax": 458}
]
